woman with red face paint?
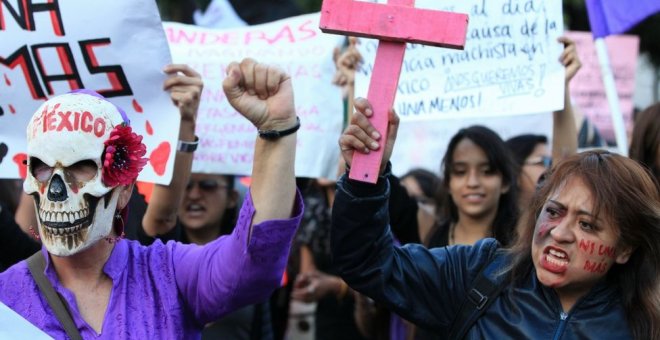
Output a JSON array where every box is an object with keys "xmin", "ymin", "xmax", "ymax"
[{"xmin": 331, "ymin": 97, "xmax": 660, "ymax": 339}]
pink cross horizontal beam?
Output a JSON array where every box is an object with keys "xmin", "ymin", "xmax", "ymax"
[{"xmin": 320, "ymin": 0, "xmax": 469, "ymax": 183}]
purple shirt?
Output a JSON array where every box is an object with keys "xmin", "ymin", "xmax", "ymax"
[{"xmin": 0, "ymin": 190, "xmax": 303, "ymax": 339}]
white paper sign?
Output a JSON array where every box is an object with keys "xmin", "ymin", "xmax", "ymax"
[
  {"xmin": 0, "ymin": 0, "xmax": 178, "ymax": 184},
  {"xmin": 165, "ymin": 13, "xmax": 345, "ymax": 178},
  {"xmin": 0, "ymin": 302, "xmax": 52, "ymax": 339},
  {"xmin": 356, "ymin": 0, "xmax": 565, "ymax": 120},
  {"xmin": 390, "ymin": 112, "xmax": 553, "ymax": 176},
  {"xmin": 349, "ymin": 0, "xmax": 564, "ymax": 175}
]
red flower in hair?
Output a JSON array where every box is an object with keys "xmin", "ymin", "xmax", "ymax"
[{"xmin": 102, "ymin": 124, "xmax": 147, "ymax": 187}]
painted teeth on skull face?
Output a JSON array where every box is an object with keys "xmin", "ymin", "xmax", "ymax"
[{"xmin": 39, "ymin": 199, "xmax": 92, "ymax": 240}]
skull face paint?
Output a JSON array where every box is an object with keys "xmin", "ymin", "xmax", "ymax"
[{"xmin": 24, "ymin": 91, "xmax": 139, "ymax": 256}]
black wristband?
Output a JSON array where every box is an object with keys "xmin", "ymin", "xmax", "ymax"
[
  {"xmin": 177, "ymin": 136, "xmax": 199, "ymax": 153},
  {"xmin": 258, "ymin": 116, "xmax": 300, "ymax": 140}
]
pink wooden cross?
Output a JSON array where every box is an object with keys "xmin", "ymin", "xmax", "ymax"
[{"xmin": 320, "ymin": 0, "xmax": 469, "ymax": 183}]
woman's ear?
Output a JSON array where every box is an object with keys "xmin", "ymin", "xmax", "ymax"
[
  {"xmin": 501, "ymin": 182, "xmax": 510, "ymax": 195},
  {"xmin": 116, "ymin": 183, "xmax": 135, "ymax": 210},
  {"xmin": 615, "ymin": 245, "xmax": 635, "ymax": 265}
]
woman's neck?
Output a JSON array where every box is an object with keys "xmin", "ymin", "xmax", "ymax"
[
  {"xmin": 184, "ymin": 226, "xmax": 221, "ymax": 245},
  {"xmin": 50, "ymin": 239, "xmax": 115, "ymax": 286},
  {"xmin": 450, "ymin": 214, "xmax": 496, "ymax": 245}
]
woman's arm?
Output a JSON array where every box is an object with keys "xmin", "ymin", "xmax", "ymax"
[
  {"xmin": 142, "ymin": 64, "xmax": 202, "ymax": 236},
  {"xmin": 172, "ymin": 59, "xmax": 303, "ymax": 323},
  {"xmin": 332, "ymin": 98, "xmax": 498, "ymax": 330},
  {"xmin": 552, "ymin": 36, "xmax": 581, "ymax": 162}
]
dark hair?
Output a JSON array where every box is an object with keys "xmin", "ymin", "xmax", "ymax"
[
  {"xmin": 440, "ymin": 126, "xmax": 519, "ymax": 246},
  {"xmin": 401, "ymin": 168, "xmax": 441, "ymax": 201},
  {"xmin": 505, "ymin": 134, "xmax": 548, "ymax": 166},
  {"xmin": 629, "ymin": 103, "xmax": 660, "ymax": 180},
  {"xmin": 0, "ymin": 179, "xmax": 22, "ymax": 213},
  {"xmin": 218, "ymin": 174, "xmax": 238, "ymax": 236},
  {"xmin": 507, "ymin": 150, "xmax": 660, "ymax": 340}
]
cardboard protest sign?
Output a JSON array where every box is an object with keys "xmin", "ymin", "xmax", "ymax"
[
  {"xmin": 0, "ymin": 0, "xmax": 177, "ymax": 184},
  {"xmin": 566, "ymin": 31, "xmax": 639, "ymax": 143},
  {"xmin": 355, "ymin": 0, "xmax": 566, "ymax": 120},
  {"xmin": 165, "ymin": 13, "xmax": 345, "ymax": 179}
]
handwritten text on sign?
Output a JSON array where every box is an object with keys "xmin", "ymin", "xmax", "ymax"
[
  {"xmin": 166, "ymin": 13, "xmax": 344, "ymax": 179},
  {"xmin": 0, "ymin": 0, "xmax": 177, "ymax": 183},
  {"xmin": 355, "ymin": 0, "xmax": 565, "ymax": 120},
  {"xmin": 390, "ymin": 112, "xmax": 553, "ymax": 176},
  {"xmin": 566, "ymin": 31, "xmax": 639, "ymax": 143}
]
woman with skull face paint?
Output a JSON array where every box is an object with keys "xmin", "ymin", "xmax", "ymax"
[
  {"xmin": 0, "ymin": 58, "xmax": 303, "ymax": 339},
  {"xmin": 330, "ymin": 98, "xmax": 660, "ymax": 339}
]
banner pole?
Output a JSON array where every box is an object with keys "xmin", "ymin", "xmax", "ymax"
[{"xmin": 594, "ymin": 38, "xmax": 628, "ymax": 156}]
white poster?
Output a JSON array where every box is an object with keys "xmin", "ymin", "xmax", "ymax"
[
  {"xmin": 390, "ymin": 112, "xmax": 553, "ymax": 176},
  {"xmin": 0, "ymin": 0, "xmax": 177, "ymax": 184},
  {"xmin": 355, "ymin": 0, "xmax": 565, "ymax": 120},
  {"xmin": 166, "ymin": 13, "xmax": 345, "ymax": 179},
  {"xmin": 0, "ymin": 301, "xmax": 52, "ymax": 339},
  {"xmin": 352, "ymin": 0, "xmax": 564, "ymax": 175}
]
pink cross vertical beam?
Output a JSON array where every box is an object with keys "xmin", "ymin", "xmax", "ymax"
[{"xmin": 320, "ymin": 0, "xmax": 469, "ymax": 183}]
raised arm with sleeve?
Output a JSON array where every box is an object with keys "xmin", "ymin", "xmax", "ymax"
[
  {"xmin": 172, "ymin": 58, "xmax": 303, "ymax": 323},
  {"xmin": 331, "ymin": 169, "xmax": 499, "ymax": 331},
  {"xmin": 331, "ymin": 98, "xmax": 498, "ymax": 331},
  {"xmin": 142, "ymin": 64, "xmax": 202, "ymax": 237}
]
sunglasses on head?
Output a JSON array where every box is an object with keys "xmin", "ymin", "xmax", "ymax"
[
  {"xmin": 525, "ymin": 156, "xmax": 552, "ymax": 168},
  {"xmin": 186, "ymin": 179, "xmax": 228, "ymax": 192}
]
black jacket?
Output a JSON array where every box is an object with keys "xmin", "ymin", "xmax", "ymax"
[
  {"xmin": 0, "ymin": 203, "xmax": 40, "ymax": 271},
  {"xmin": 330, "ymin": 173, "xmax": 632, "ymax": 339}
]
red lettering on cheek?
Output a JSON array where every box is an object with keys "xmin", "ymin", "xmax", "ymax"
[
  {"xmin": 583, "ymin": 260, "xmax": 608, "ymax": 273},
  {"xmin": 598, "ymin": 244, "xmax": 616, "ymax": 259},
  {"xmin": 578, "ymin": 239, "xmax": 595, "ymax": 255}
]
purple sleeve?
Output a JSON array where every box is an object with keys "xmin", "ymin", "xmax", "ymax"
[{"xmin": 172, "ymin": 189, "xmax": 303, "ymax": 324}]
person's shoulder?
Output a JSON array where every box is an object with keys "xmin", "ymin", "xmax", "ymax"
[
  {"xmin": 438, "ymin": 238, "xmax": 501, "ymax": 276},
  {"xmin": 0, "ymin": 261, "xmax": 35, "ymax": 302},
  {"xmin": 0, "ymin": 260, "xmax": 30, "ymax": 280}
]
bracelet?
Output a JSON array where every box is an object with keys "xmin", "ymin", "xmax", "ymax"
[
  {"xmin": 177, "ymin": 136, "xmax": 199, "ymax": 153},
  {"xmin": 258, "ymin": 116, "xmax": 300, "ymax": 140},
  {"xmin": 337, "ymin": 280, "xmax": 349, "ymax": 300}
]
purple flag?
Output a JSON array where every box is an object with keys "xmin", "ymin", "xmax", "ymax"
[{"xmin": 586, "ymin": 0, "xmax": 660, "ymax": 38}]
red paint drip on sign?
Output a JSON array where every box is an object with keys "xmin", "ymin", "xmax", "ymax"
[
  {"xmin": 132, "ymin": 99, "xmax": 143, "ymax": 113},
  {"xmin": 3, "ymin": 74, "xmax": 10, "ymax": 86},
  {"xmin": 12, "ymin": 153, "xmax": 27, "ymax": 179},
  {"xmin": 145, "ymin": 120, "xmax": 153, "ymax": 135},
  {"xmin": 9, "ymin": 105, "xmax": 15, "ymax": 114}
]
